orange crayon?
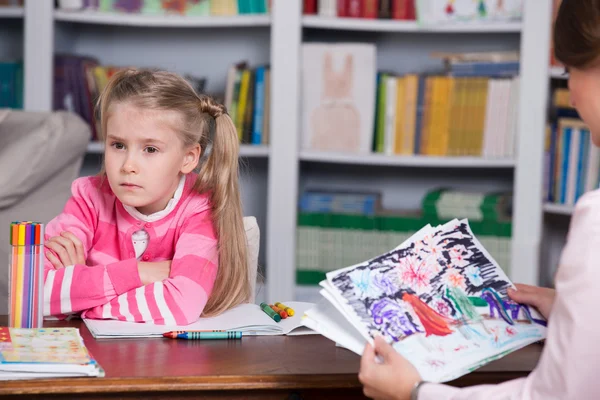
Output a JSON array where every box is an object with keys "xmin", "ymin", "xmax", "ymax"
[{"xmin": 269, "ymin": 305, "xmax": 288, "ymax": 319}]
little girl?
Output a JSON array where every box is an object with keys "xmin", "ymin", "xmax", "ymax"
[{"xmin": 42, "ymin": 69, "xmax": 250, "ymax": 325}]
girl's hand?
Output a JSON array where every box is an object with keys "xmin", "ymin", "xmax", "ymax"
[
  {"xmin": 138, "ymin": 260, "xmax": 172, "ymax": 285},
  {"xmin": 359, "ymin": 335, "xmax": 422, "ymax": 400},
  {"xmin": 45, "ymin": 231, "xmax": 86, "ymax": 269},
  {"xmin": 507, "ymin": 283, "xmax": 556, "ymax": 320}
]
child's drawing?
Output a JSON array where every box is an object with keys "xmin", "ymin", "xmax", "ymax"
[
  {"xmin": 310, "ymin": 52, "xmax": 361, "ymax": 152},
  {"xmin": 327, "ymin": 219, "xmax": 546, "ymax": 382}
]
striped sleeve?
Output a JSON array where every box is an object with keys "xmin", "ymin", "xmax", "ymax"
[
  {"xmin": 83, "ymin": 210, "xmax": 218, "ymax": 325},
  {"xmin": 43, "ymin": 178, "xmax": 143, "ymax": 318}
]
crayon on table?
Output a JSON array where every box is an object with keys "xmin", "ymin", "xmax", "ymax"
[
  {"xmin": 166, "ymin": 331, "xmax": 243, "ymax": 340},
  {"xmin": 274, "ymin": 302, "xmax": 295, "ymax": 316},
  {"xmin": 260, "ymin": 302, "xmax": 281, "ymax": 322},
  {"xmin": 163, "ymin": 330, "xmax": 226, "ymax": 338},
  {"xmin": 269, "ymin": 305, "xmax": 288, "ymax": 319}
]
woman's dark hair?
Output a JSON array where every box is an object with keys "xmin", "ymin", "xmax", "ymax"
[{"xmin": 554, "ymin": 0, "xmax": 600, "ymax": 68}]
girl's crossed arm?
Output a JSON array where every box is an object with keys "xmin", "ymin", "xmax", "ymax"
[
  {"xmin": 82, "ymin": 210, "xmax": 218, "ymax": 325},
  {"xmin": 43, "ymin": 178, "xmax": 144, "ymax": 318}
]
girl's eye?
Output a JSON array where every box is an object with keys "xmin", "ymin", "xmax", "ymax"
[
  {"xmin": 112, "ymin": 142, "xmax": 125, "ymax": 150},
  {"xmin": 563, "ymin": 67, "xmax": 570, "ymax": 76},
  {"xmin": 145, "ymin": 147, "xmax": 158, "ymax": 154}
]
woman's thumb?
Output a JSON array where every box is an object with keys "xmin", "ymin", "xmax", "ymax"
[
  {"xmin": 507, "ymin": 286, "xmax": 534, "ymax": 305},
  {"xmin": 373, "ymin": 335, "xmax": 395, "ymax": 360}
]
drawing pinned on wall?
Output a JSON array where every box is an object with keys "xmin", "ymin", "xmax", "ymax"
[
  {"xmin": 301, "ymin": 43, "xmax": 376, "ymax": 154},
  {"xmin": 308, "ymin": 219, "xmax": 546, "ymax": 382}
]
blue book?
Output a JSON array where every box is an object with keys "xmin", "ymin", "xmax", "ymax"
[
  {"xmin": 252, "ymin": 66, "xmax": 265, "ymax": 145},
  {"xmin": 560, "ymin": 127, "xmax": 572, "ymax": 204}
]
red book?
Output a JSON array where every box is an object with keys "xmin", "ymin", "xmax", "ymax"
[
  {"xmin": 391, "ymin": 0, "xmax": 405, "ymax": 19},
  {"xmin": 363, "ymin": 0, "xmax": 379, "ymax": 18},
  {"xmin": 406, "ymin": 0, "xmax": 416, "ymax": 20},
  {"xmin": 303, "ymin": 0, "xmax": 317, "ymax": 15},
  {"xmin": 338, "ymin": 0, "xmax": 348, "ymax": 17},
  {"xmin": 347, "ymin": 0, "xmax": 362, "ymax": 18}
]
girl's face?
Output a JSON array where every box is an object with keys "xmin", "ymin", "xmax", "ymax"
[
  {"xmin": 104, "ymin": 103, "xmax": 200, "ymax": 215},
  {"xmin": 568, "ymin": 66, "xmax": 600, "ymax": 146}
]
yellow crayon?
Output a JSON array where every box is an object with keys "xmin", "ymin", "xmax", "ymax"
[{"xmin": 274, "ymin": 302, "xmax": 294, "ymax": 316}]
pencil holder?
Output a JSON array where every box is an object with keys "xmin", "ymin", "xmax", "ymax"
[{"xmin": 9, "ymin": 222, "xmax": 44, "ymax": 328}]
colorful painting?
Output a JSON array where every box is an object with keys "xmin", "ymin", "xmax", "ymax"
[{"xmin": 326, "ymin": 219, "xmax": 546, "ymax": 382}]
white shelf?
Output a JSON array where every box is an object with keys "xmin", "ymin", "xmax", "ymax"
[
  {"xmin": 302, "ymin": 16, "xmax": 521, "ymax": 33},
  {"xmin": 54, "ymin": 10, "xmax": 271, "ymax": 27},
  {"xmin": 550, "ymin": 66, "xmax": 568, "ymax": 80},
  {"xmin": 0, "ymin": 6, "xmax": 24, "ymax": 18},
  {"xmin": 543, "ymin": 203, "xmax": 574, "ymax": 215},
  {"xmin": 239, "ymin": 144, "xmax": 269, "ymax": 157},
  {"xmin": 87, "ymin": 142, "xmax": 269, "ymax": 157},
  {"xmin": 87, "ymin": 141, "xmax": 104, "ymax": 154},
  {"xmin": 299, "ymin": 151, "xmax": 515, "ymax": 168}
]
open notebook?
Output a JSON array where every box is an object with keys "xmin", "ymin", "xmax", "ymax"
[
  {"xmin": 302, "ymin": 219, "xmax": 547, "ymax": 383},
  {"xmin": 84, "ymin": 301, "xmax": 316, "ymax": 338}
]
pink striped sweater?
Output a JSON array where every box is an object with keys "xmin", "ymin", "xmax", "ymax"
[{"xmin": 42, "ymin": 173, "xmax": 218, "ymax": 325}]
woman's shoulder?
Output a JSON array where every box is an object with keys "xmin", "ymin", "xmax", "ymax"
[{"xmin": 570, "ymin": 188, "xmax": 600, "ymax": 234}]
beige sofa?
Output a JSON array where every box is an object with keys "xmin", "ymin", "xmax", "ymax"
[{"xmin": 0, "ymin": 109, "xmax": 91, "ymax": 314}]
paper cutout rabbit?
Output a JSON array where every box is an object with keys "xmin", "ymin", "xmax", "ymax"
[{"xmin": 310, "ymin": 52, "xmax": 361, "ymax": 152}]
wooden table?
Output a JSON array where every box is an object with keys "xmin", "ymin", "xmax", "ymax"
[{"xmin": 0, "ymin": 317, "xmax": 543, "ymax": 399}]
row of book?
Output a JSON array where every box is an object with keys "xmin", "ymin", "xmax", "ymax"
[
  {"xmin": 53, "ymin": 55, "xmax": 268, "ymax": 146},
  {"xmin": 224, "ymin": 63, "xmax": 271, "ymax": 146},
  {"xmin": 0, "ymin": 0, "xmax": 23, "ymax": 6},
  {"xmin": 373, "ymin": 73, "xmax": 519, "ymax": 158},
  {"xmin": 305, "ymin": 0, "xmax": 523, "ymax": 24},
  {"xmin": 305, "ymin": 0, "xmax": 416, "ymax": 20},
  {"xmin": 0, "ymin": 61, "xmax": 23, "ymax": 109},
  {"xmin": 544, "ymin": 117, "xmax": 599, "ymax": 207},
  {"xmin": 296, "ymin": 188, "xmax": 513, "ymax": 284},
  {"xmin": 57, "ymin": 0, "xmax": 270, "ymax": 16}
]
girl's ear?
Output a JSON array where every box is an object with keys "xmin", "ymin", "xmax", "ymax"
[{"xmin": 181, "ymin": 143, "xmax": 201, "ymax": 174}]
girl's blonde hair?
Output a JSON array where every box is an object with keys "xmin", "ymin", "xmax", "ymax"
[{"xmin": 96, "ymin": 68, "xmax": 250, "ymax": 317}]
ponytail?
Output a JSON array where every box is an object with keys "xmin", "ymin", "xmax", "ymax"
[{"xmin": 195, "ymin": 96, "xmax": 250, "ymax": 316}]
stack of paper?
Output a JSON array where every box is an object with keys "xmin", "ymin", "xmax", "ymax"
[
  {"xmin": 0, "ymin": 327, "xmax": 104, "ymax": 380},
  {"xmin": 84, "ymin": 301, "xmax": 316, "ymax": 339},
  {"xmin": 302, "ymin": 219, "xmax": 547, "ymax": 383}
]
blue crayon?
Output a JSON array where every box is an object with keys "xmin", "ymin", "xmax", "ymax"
[{"xmin": 174, "ymin": 331, "xmax": 242, "ymax": 340}]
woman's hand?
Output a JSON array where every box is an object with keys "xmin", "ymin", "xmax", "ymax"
[
  {"xmin": 359, "ymin": 335, "xmax": 422, "ymax": 400},
  {"xmin": 507, "ymin": 283, "xmax": 556, "ymax": 320},
  {"xmin": 45, "ymin": 231, "xmax": 86, "ymax": 269},
  {"xmin": 138, "ymin": 260, "xmax": 172, "ymax": 285}
]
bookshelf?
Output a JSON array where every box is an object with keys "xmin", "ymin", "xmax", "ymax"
[
  {"xmin": 18, "ymin": 1, "xmax": 552, "ymax": 303},
  {"xmin": 54, "ymin": 10, "xmax": 271, "ymax": 27},
  {"xmin": 550, "ymin": 66, "xmax": 568, "ymax": 80},
  {"xmin": 0, "ymin": 6, "xmax": 23, "ymax": 18},
  {"xmin": 299, "ymin": 151, "xmax": 516, "ymax": 168},
  {"xmin": 87, "ymin": 141, "xmax": 269, "ymax": 157},
  {"xmin": 302, "ymin": 16, "xmax": 521, "ymax": 33},
  {"xmin": 543, "ymin": 203, "xmax": 574, "ymax": 216}
]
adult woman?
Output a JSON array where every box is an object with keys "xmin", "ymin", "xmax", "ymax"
[{"xmin": 359, "ymin": 1, "xmax": 600, "ymax": 398}]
